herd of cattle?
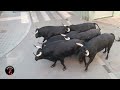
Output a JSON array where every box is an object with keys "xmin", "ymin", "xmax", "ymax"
[{"xmin": 33, "ymin": 22, "xmax": 119, "ymax": 71}]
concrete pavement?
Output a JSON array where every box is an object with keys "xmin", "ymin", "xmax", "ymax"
[
  {"xmin": 0, "ymin": 11, "xmax": 119, "ymax": 79},
  {"xmin": 0, "ymin": 11, "xmax": 31, "ymax": 57}
]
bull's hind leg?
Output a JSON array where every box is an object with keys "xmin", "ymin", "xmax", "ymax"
[
  {"xmin": 51, "ymin": 60, "xmax": 57, "ymax": 68},
  {"xmin": 106, "ymin": 45, "xmax": 112, "ymax": 60},
  {"xmin": 60, "ymin": 59, "xmax": 66, "ymax": 71}
]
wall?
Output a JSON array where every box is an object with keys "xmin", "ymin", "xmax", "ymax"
[
  {"xmin": 76, "ymin": 11, "xmax": 89, "ymax": 21},
  {"xmin": 113, "ymin": 11, "xmax": 120, "ymax": 16}
]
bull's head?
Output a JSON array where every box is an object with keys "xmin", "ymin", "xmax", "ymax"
[
  {"xmin": 35, "ymin": 27, "xmax": 43, "ymax": 38},
  {"xmin": 61, "ymin": 22, "xmax": 71, "ymax": 33},
  {"xmin": 77, "ymin": 46, "xmax": 89, "ymax": 62},
  {"xmin": 33, "ymin": 45, "xmax": 43, "ymax": 61}
]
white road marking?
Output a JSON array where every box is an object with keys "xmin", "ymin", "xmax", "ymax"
[
  {"xmin": 58, "ymin": 11, "xmax": 71, "ymax": 19},
  {"xmin": 40, "ymin": 11, "xmax": 51, "ymax": 21},
  {"xmin": 21, "ymin": 12, "xmax": 29, "ymax": 23},
  {"xmin": 96, "ymin": 55, "xmax": 118, "ymax": 79},
  {"xmin": 108, "ymin": 73, "xmax": 118, "ymax": 79},
  {"xmin": 30, "ymin": 11, "xmax": 39, "ymax": 23},
  {"xmin": 0, "ymin": 16, "xmax": 21, "ymax": 22},
  {"xmin": 50, "ymin": 11, "xmax": 62, "ymax": 20}
]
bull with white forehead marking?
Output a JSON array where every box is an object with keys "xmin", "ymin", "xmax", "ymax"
[
  {"xmin": 33, "ymin": 39, "xmax": 84, "ymax": 71},
  {"xmin": 78, "ymin": 33, "xmax": 115, "ymax": 71}
]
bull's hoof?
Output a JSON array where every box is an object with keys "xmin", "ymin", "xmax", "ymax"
[
  {"xmin": 79, "ymin": 60, "xmax": 83, "ymax": 64},
  {"xmin": 63, "ymin": 67, "xmax": 66, "ymax": 71},
  {"xmin": 50, "ymin": 64, "xmax": 55, "ymax": 68},
  {"xmin": 103, "ymin": 51, "xmax": 106, "ymax": 53},
  {"xmin": 105, "ymin": 57, "xmax": 108, "ymax": 60},
  {"xmin": 84, "ymin": 68, "xmax": 88, "ymax": 72}
]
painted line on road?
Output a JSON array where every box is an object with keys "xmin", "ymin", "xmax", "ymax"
[
  {"xmin": 21, "ymin": 12, "xmax": 30, "ymax": 23},
  {"xmin": 40, "ymin": 11, "xmax": 51, "ymax": 21},
  {"xmin": 30, "ymin": 11, "xmax": 39, "ymax": 23},
  {"xmin": 96, "ymin": 55, "xmax": 118, "ymax": 79},
  {"xmin": 0, "ymin": 16, "xmax": 21, "ymax": 22},
  {"xmin": 96, "ymin": 55, "xmax": 106, "ymax": 65},
  {"xmin": 50, "ymin": 11, "xmax": 62, "ymax": 20},
  {"xmin": 103, "ymin": 65, "xmax": 111, "ymax": 73},
  {"xmin": 108, "ymin": 73, "xmax": 118, "ymax": 79},
  {"xmin": 58, "ymin": 11, "xmax": 71, "ymax": 19}
]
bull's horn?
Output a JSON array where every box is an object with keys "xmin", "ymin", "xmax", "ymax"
[
  {"xmin": 35, "ymin": 30, "xmax": 38, "ymax": 34},
  {"xmin": 33, "ymin": 44, "xmax": 42, "ymax": 49},
  {"xmin": 76, "ymin": 43, "xmax": 83, "ymax": 47},
  {"xmin": 36, "ymin": 52, "xmax": 42, "ymax": 57},
  {"xmin": 67, "ymin": 28, "xmax": 70, "ymax": 32},
  {"xmin": 33, "ymin": 52, "xmax": 37, "ymax": 57},
  {"xmin": 61, "ymin": 34, "xmax": 66, "ymax": 37},
  {"xmin": 61, "ymin": 22, "xmax": 67, "ymax": 26},
  {"xmin": 85, "ymin": 50, "xmax": 89, "ymax": 56},
  {"xmin": 64, "ymin": 37, "xmax": 70, "ymax": 40}
]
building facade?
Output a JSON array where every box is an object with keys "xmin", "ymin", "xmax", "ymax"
[{"xmin": 77, "ymin": 11, "xmax": 120, "ymax": 21}]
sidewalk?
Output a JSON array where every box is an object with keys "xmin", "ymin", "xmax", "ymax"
[
  {"xmin": 0, "ymin": 11, "xmax": 31, "ymax": 58},
  {"xmin": 94, "ymin": 17, "xmax": 120, "ymax": 78}
]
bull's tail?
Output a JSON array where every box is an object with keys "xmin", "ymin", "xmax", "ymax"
[
  {"xmin": 115, "ymin": 37, "xmax": 120, "ymax": 42},
  {"xmin": 110, "ymin": 33, "xmax": 120, "ymax": 42},
  {"xmin": 94, "ymin": 23, "xmax": 101, "ymax": 30}
]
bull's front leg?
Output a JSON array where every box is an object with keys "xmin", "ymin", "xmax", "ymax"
[
  {"xmin": 60, "ymin": 59, "xmax": 66, "ymax": 71},
  {"xmin": 51, "ymin": 60, "xmax": 57, "ymax": 68},
  {"xmin": 83, "ymin": 56, "xmax": 87, "ymax": 67},
  {"xmin": 85, "ymin": 55, "xmax": 95, "ymax": 71}
]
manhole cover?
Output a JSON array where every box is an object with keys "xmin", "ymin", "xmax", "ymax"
[{"xmin": 0, "ymin": 30, "xmax": 7, "ymax": 33}]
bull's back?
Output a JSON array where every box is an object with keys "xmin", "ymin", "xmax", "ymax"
[
  {"xmin": 86, "ymin": 33, "xmax": 114, "ymax": 52},
  {"xmin": 70, "ymin": 23, "xmax": 96, "ymax": 32},
  {"xmin": 66, "ymin": 31, "xmax": 79, "ymax": 38},
  {"xmin": 78, "ymin": 29, "xmax": 101, "ymax": 40},
  {"xmin": 45, "ymin": 35, "xmax": 65, "ymax": 45}
]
